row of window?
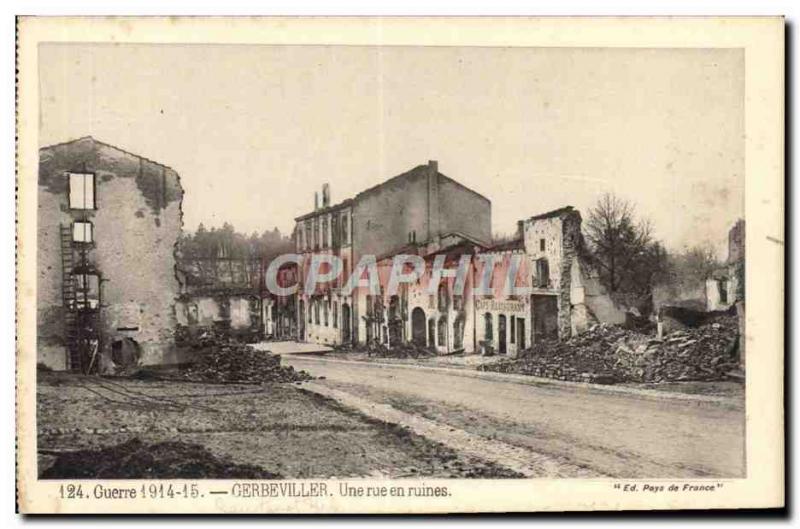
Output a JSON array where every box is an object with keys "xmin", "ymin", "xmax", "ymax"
[
  {"xmin": 484, "ymin": 313, "xmax": 526, "ymax": 349},
  {"xmin": 297, "ymin": 212, "xmax": 350, "ymax": 251},
  {"xmin": 307, "ymin": 298, "xmax": 339, "ymax": 328},
  {"xmin": 425, "ymin": 315, "xmax": 465, "ymax": 350}
]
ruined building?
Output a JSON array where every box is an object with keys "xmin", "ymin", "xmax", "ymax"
[
  {"xmin": 287, "ymin": 161, "xmax": 492, "ymax": 346},
  {"xmin": 471, "ymin": 206, "xmax": 624, "ymax": 357},
  {"xmin": 37, "ymin": 137, "xmax": 183, "ymax": 371},
  {"xmin": 285, "ymin": 164, "xmax": 624, "ymax": 355},
  {"xmin": 175, "ymin": 257, "xmax": 263, "ymax": 340}
]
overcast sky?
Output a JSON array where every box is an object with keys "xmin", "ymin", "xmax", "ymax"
[{"xmin": 40, "ymin": 44, "xmax": 743, "ymax": 257}]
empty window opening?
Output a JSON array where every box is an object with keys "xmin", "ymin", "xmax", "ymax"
[
  {"xmin": 535, "ymin": 258, "xmax": 550, "ymax": 288},
  {"xmin": 341, "ymin": 214, "xmax": 349, "ymax": 245},
  {"xmin": 72, "ymin": 221, "xmax": 93, "ymax": 243},
  {"xmin": 68, "ymin": 172, "xmax": 96, "ymax": 210}
]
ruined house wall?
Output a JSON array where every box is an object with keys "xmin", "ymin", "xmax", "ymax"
[
  {"xmin": 569, "ymin": 259, "xmax": 627, "ymax": 334},
  {"xmin": 705, "ymin": 278, "xmax": 734, "ymax": 312},
  {"xmin": 38, "ymin": 137, "xmax": 183, "ymax": 369},
  {"xmin": 522, "ymin": 215, "xmax": 566, "ymax": 340},
  {"xmin": 728, "ymin": 219, "xmax": 745, "ymax": 303},
  {"xmin": 437, "ymin": 176, "xmax": 492, "ymax": 245},
  {"xmin": 352, "ymin": 162, "xmax": 491, "ymax": 261},
  {"xmin": 175, "ymin": 295, "xmax": 255, "ymax": 330},
  {"xmin": 520, "ymin": 210, "xmax": 583, "ymax": 340},
  {"xmin": 352, "ymin": 167, "xmax": 430, "ymax": 260},
  {"xmin": 653, "ymin": 280, "xmax": 708, "ymax": 312},
  {"xmin": 522, "ymin": 217, "xmax": 564, "ymax": 290},
  {"xmin": 474, "ymin": 296, "xmax": 529, "ymax": 357},
  {"xmin": 471, "ymin": 250, "xmax": 530, "ymax": 356},
  {"xmin": 402, "ymin": 264, "xmax": 476, "ymax": 355},
  {"xmin": 303, "ymin": 294, "xmax": 348, "ymax": 346}
]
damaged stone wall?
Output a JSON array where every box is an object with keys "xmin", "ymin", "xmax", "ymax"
[
  {"xmin": 37, "ymin": 137, "xmax": 183, "ymax": 369},
  {"xmin": 521, "ymin": 208, "xmax": 583, "ymax": 341}
]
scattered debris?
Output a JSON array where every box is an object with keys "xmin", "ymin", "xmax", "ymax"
[
  {"xmin": 40, "ymin": 438, "xmax": 282, "ymax": 479},
  {"xmin": 479, "ymin": 313, "xmax": 740, "ymax": 384},
  {"xmin": 335, "ymin": 341, "xmax": 435, "ymax": 359}
]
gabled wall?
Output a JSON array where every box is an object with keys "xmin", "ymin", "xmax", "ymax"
[{"xmin": 38, "ymin": 137, "xmax": 183, "ymax": 369}]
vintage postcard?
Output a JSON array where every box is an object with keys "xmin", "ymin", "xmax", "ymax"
[{"xmin": 16, "ymin": 16, "xmax": 784, "ymax": 513}]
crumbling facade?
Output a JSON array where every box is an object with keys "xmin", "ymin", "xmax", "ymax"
[
  {"xmin": 294, "ymin": 185, "xmax": 354, "ymax": 346},
  {"xmin": 364, "ymin": 234, "xmax": 485, "ymax": 354},
  {"xmin": 728, "ymin": 219, "xmax": 746, "ymax": 369},
  {"xmin": 473, "ymin": 206, "xmax": 624, "ymax": 357},
  {"xmin": 175, "ymin": 257, "xmax": 263, "ymax": 340},
  {"xmin": 293, "ymin": 161, "xmax": 492, "ymax": 347},
  {"xmin": 290, "ymin": 188, "xmax": 624, "ymax": 355},
  {"xmin": 37, "ymin": 137, "xmax": 183, "ymax": 370}
]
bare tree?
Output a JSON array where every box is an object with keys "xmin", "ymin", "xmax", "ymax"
[{"xmin": 584, "ymin": 193, "xmax": 666, "ymax": 302}]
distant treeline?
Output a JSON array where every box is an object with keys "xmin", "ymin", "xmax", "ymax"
[{"xmin": 178, "ymin": 222, "xmax": 295, "ymax": 264}]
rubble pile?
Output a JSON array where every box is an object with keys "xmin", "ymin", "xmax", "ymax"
[
  {"xmin": 178, "ymin": 341, "xmax": 313, "ymax": 384},
  {"xmin": 336, "ymin": 341, "xmax": 435, "ymax": 359},
  {"xmin": 172, "ymin": 327, "xmax": 312, "ymax": 384},
  {"xmin": 40, "ymin": 438, "xmax": 282, "ymax": 479},
  {"xmin": 479, "ymin": 313, "xmax": 740, "ymax": 384}
]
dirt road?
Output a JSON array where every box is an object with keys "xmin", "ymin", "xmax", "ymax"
[{"xmin": 285, "ymin": 355, "xmax": 746, "ymax": 478}]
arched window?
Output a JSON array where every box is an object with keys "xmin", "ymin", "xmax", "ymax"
[
  {"xmin": 333, "ymin": 302, "xmax": 338, "ymax": 328},
  {"xmin": 484, "ymin": 313, "xmax": 493, "ymax": 341},
  {"xmin": 314, "ymin": 299, "xmax": 320, "ymax": 325},
  {"xmin": 324, "ymin": 300, "xmax": 330, "ymax": 326}
]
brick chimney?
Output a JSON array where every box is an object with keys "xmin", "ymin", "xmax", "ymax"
[
  {"xmin": 427, "ymin": 160, "xmax": 440, "ymax": 241},
  {"xmin": 322, "ymin": 183, "xmax": 330, "ymax": 208},
  {"xmin": 314, "ymin": 191, "xmax": 319, "ymax": 211}
]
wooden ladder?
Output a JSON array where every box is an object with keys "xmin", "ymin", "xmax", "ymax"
[{"xmin": 59, "ymin": 224, "xmax": 82, "ymax": 371}]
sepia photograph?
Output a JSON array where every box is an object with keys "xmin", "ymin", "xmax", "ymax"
[{"xmin": 15, "ymin": 16, "xmax": 784, "ymax": 513}]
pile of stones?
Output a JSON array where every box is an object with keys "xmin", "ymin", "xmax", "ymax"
[{"xmin": 479, "ymin": 313, "xmax": 740, "ymax": 384}]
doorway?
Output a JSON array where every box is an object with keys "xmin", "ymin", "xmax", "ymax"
[
  {"xmin": 341, "ymin": 303, "xmax": 351, "ymax": 344},
  {"xmin": 516, "ymin": 317, "xmax": 526, "ymax": 350},
  {"xmin": 411, "ymin": 307, "xmax": 426, "ymax": 346},
  {"xmin": 298, "ymin": 300, "xmax": 305, "ymax": 341},
  {"xmin": 498, "ymin": 315, "xmax": 507, "ymax": 354},
  {"xmin": 532, "ymin": 295, "xmax": 559, "ymax": 343}
]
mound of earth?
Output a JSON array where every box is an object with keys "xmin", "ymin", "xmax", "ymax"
[{"xmin": 40, "ymin": 438, "xmax": 282, "ymax": 479}]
